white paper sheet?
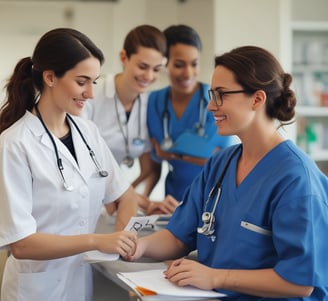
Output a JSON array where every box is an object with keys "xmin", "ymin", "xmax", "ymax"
[
  {"xmin": 118, "ymin": 269, "xmax": 226, "ymax": 299},
  {"xmin": 83, "ymin": 250, "xmax": 119, "ymax": 263}
]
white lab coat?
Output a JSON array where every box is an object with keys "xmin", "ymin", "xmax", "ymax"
[
  {"xmin": 0, "ymin": 111, "xmax": 130, "ymax": 301},
  {"xmin": 82, "ymin": 74, "xmax": 152, "ymax": 165}
]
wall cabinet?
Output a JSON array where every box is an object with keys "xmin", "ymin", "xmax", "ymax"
[{"xmin": 292, "ymin": 21, "xmax": 328, "ymax": 173}]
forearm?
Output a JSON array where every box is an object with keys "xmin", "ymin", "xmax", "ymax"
[
  {"xmin": 171, "ymin": 154, "xmax": 207, "ymax": 166},
  {"xmin": 10, "ymin": 232, "xmax": 97, "ymax": 260},
  {"xmin": 115, "ymin": 186, "xmax": 139, "ymax": 231},
  {"xmin": 141, "ymin": 171, "xmax": 161, "ymax": 197},
  {"xmin": 216, "ymin": 268, "xmax": 313, "ymax": 298},
  {"xmin": 142, "ymin": 229, "xmax": 187, "ymax": 260}
]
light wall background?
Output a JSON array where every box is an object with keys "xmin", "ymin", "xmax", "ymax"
[
  {"xmin": 1, "ymin": 0, "xmax": 327, "ymax": 95},
  {"xmin": 0, "ymin": 0, "xmax": 327, "ymax": 198}
]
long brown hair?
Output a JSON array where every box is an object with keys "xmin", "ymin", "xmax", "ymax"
[{"xmin": 0, "ymin": 28, "xmax": 104, "ymax": 134}]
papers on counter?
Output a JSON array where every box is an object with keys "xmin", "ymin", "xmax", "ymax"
[
  {"xmin": 83, "ymin": 250, "xmax": 119, "ymax": 263},
  {"xmin": 117, "ymin": 269, "xmax": 226, "ymax": 300}
]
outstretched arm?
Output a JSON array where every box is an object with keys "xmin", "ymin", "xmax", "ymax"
[
  {"xmin": 124, "ymin": 229, "xmax": 188, "ymax": 262},
  {"xmin": 10, "ymin": 230, "xmax": 137, "ymax": 260}
]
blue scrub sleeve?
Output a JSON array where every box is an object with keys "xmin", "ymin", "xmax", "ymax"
[{"xmin": 273, "ymin": 193, "xmax": 328, "ymax": 287}]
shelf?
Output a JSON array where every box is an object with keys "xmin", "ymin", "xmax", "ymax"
[
  {"xmin": 293, "ymin": 65, "xmax": 328, "ymax": 73},
  {"xmin": 296, "ymin": 106, "xmax": 328, "ymax": 117},
  {"xmin": 291, "ymin": 21, "xmax": 328, "ymax": 31},
  {"xmin": 308, "ymin": 149, "xmax": 328, "ymax": 161}
]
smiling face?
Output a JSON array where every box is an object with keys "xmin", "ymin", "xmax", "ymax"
[
  {"xmin": 120, "ymin": 46, "xmax": 165, "ymax": 93},
  {"xmin": 44, "ymin": 56, "xmax": 101, "ymax": 116},
  {"xmin": 166, "ymin": 43, "xmax": 200, "ymax": 94},
  {"xmin": 208, "ymin": 65, "xmax": 256, "ymax": 137}
]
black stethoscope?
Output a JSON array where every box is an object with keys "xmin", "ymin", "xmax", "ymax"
[
  {"xmin": 114, "ymin": 94, "xmax": 145, "ymax": 168},
  {"xmin": 160, "ymin": 83, "xmax": 207, "ymax": 150},
  {"xmin": 197, "ymin": 145, "xmax": 241, "ymax": 241},
  {"xmin": 35, "ymin": 104, "xmax": 108, "ymax": 191}
]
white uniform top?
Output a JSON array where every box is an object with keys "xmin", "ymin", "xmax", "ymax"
[
  {"xmin": 82, "ymin": 74, "xmax": 152, "ymax": 165},
  {"xmin": 0, "ymin": 111, "xmax": 130, "ymax": 301}
]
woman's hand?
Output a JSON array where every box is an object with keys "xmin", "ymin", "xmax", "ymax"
[
  {"xmin": 97, "ymin": 231, "xmax": 137, "ymax": 258},
  {"xmin": 164, "ymin": 258, "xmax": 216, "ymax": 290},
  {"xmin": 121, "ymin": 236, "xmax": 146, "ymax": 262},
  {"xmin": 152, "ymin": 139, "xmax": 178, "ymax": 161},
  {"xmin": 147, "ymin": 195, "xmax": 180, "ymax": 215}
]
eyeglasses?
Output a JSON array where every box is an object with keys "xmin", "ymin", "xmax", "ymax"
[{"xmin": 208, "ymin": 89, "xmax": 246, "ymax": 106}]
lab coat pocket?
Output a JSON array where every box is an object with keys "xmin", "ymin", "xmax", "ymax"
[{"xmin": 17, "ymin": 267, "xmax": 66, "ymax": 301}]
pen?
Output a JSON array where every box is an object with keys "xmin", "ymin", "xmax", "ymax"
[{"xmin": 136, "ymin": 286, "xmax": 157, "ymax": 296}]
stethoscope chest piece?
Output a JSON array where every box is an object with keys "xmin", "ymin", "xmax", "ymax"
[
  {"xmin": 197, "ymin": 212, "xmax": 215, "ymax": 236},
  {"xmin": 132, "ymin": 137, "xmax": 145, "ymax": 152},
  {"xmin": 122, "ymin": 155, "xmax": 134, "ymax": 168},
  {"xmin": 132, "ymin": 137, "xmax": 145, "ymax": 146},
  {"xmin": 160, "ymin": 137, "xmax": 174, "ymax": 151},
  {"xmin": 98, "ymin": 170, "xmax": 109, "ymax": 177}
]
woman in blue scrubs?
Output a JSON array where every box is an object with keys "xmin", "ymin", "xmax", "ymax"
[
  {"xmin": 126, "ymin": 46, "xmax": 328, "ymax": 300},
  {"xmin": 147, "ymin": 25, "xmax": 234, "ymax": 202}
]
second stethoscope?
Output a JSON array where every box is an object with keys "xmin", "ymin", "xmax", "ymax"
[
  {"xmin": 161, "ymin": 83, "xmax": 207, "ymax": 150},
  {"xmin": 114, "ymin": 93, "xmax": 145, "ymax": 168},
  {"xmin": 197, "ymin": 145, "xmax": 241, "ymax": 241},
  {"xmin": 35, "ymin": 104, "xmax": 108, "ymax": 191}
]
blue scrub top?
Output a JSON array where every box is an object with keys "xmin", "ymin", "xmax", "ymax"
[
  {"xmin": 147, "ymin": 83, "xmax": 234, "ymax": 201},
  {"xmin": 167, "ymin": 141, "xmax": 328, "ymax": 300}
]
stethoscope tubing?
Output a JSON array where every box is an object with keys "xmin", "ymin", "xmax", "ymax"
[
  {"xmin": 199, "ymin": 145, "xmax": 241, "ymax": 237},
  {"xmin": 114, "ymin": 93, "xmax": 143, "ymax": 156},
  {"xmin": 35, "ymin": 104, "xmax": 108, "ymax": 191},
  {"xmin": 161, "ymin": 83, "xmax": 207, "ymax": 147}
]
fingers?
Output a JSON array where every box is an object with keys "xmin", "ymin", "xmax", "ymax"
[
  {"xmin": 119, "ymin": 232, "xmax": 137, "ymax": 256},
  {"xmin": 164, "ymin": 195, "xmax": 179, "ymax": 209},
  {"xmin": 102, "ymin": 231, "xmax": 137, "ymax": 257},
  {"xmin": 164, "ymin": 258, "xmax": 185, "ymax": 282}
]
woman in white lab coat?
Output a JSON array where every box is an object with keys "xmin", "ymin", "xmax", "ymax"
[{"xmin": 0, "ymin": 28, "xmax": 139, "ymax": 301}]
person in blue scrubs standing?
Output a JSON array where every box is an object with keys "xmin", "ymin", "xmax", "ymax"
[
  {"xmin": 147, "ymin": 24, "xmax": 234, "ymax": 202},
  {"xmin": 126, "ymin": 46, "xmax": 328, "ymax": 300}
]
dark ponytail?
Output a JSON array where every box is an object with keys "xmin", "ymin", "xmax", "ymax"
[{"xmin": 0, "ymin": 57, "xmax": 37, "ymax": 133}]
